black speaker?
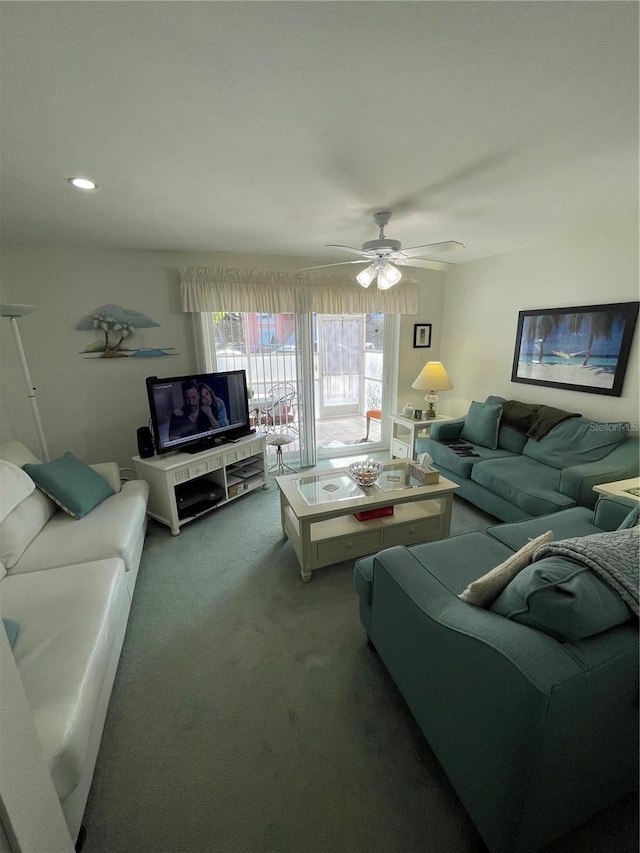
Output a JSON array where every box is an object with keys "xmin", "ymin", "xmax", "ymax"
[{"xmin": 137, "ymin": 426, "xmax": 155, "ymax": 458}]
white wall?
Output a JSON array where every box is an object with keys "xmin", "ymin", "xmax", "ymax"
[
  {"xmin": 5, "ymin": 215, "xmax": 634, "ymax": 472},
  {"xmin": 440, "ymin": 213, "xmax": 640, "ymax": 429},
  {"xmin": 397, "ymin": 271, "xmax": 447, "ymax": 413},
  {"xmin": 0, "ymin": 248, "xmax": 445, "ymax": 467},
  {"xmin": 1, "ymin": 249, "xmax": 194, "ymax": 468}
]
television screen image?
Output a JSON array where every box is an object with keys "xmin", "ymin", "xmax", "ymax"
[{"xmin": 146, "ymin": 370, "xmax": 251, "ymax": 454}]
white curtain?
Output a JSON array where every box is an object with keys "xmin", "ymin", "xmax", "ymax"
[{"xmin": 180, "ymin": 267, "xmax": 419, "ymax": 315}]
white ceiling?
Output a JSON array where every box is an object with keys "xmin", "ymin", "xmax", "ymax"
[{"xmin": 1, "ymin": 2, "xmax": 637, "ymax": 266}]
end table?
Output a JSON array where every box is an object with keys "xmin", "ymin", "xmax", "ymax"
[{"xmin": 389, "ymin": 413, "xmax": 453, "ymax": 460}]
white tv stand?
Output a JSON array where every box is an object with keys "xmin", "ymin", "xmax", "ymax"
[{"xmin": 133, "ymin": 434, "xmax": 268, "ymax": 535}]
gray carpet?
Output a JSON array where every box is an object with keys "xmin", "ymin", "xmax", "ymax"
[{"xmin": 82, "ymin": 478, "xmax": 638, "ymax": 853}]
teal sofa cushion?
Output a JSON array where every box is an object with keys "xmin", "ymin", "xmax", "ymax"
[
  {"xmin": 490, "ymin": 556, "xmax": 633, "ymax": 641},
  {"xmin": 415, "ymin": 436, "xmax": 515, "ymax": 478},
  {"xmin": 406, "ymin": 532, "xmax": 514, "ymax": 593},
  {"xmin": 522, "ymin": 417, "xmax": 628, "ymax": 469},
  {"xmin": 486, "ymin": 506, "xmax": 601, "ymax": 551},
  {"xmin": 471, "ymin": 456, "xmax": 575, "ymax": 516},
  {"xmin": 23, "ymin": 452, "xmax": 115, "ymax": 519},
  {"xmin": 461, "ymin": 401, "xmax": 502, "ymax": 450},
  {"xmin": 356, "ymin": 533, "xmax": 514, "ymax": 612}
]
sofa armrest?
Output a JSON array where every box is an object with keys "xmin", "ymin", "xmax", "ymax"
[
  {"xmin": 89, "ymin": 463, "xmax": 122, "ymax": 493},
  {"xmin": 429, "ymin": 418, "xmax": 465, "ymax": 441},
  {"xmin": 559, "ymin": 438, "xmax": 640, "ymax": 508},
  {"xmin": 594, "ymin": 495, "xmax": 639, "ymax": 530},
  {"xmin": 0, "ymin": 627, "xmax": 75, "ymax": 851}
]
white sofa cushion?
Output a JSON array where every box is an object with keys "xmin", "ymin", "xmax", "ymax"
[
  {"xmin": 0, "ymin": 460, "xmax": 35, "ymax": 522},
  {"xmin": 0, "ymin": 491, "xmax": 57, "ymax": 569},
  {"xmin": 9, "ymin": 479, "xmax": 149, "ymax": 576},
  {"xmin": 0, "ymin": 558, "xmax": 128, "ymax": 800},
  {"xmin": 0, "ymin": 441, "xmax": 57, "ymax": 568}
]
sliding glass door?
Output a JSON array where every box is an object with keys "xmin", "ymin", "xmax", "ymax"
[{"xmin": 201, "ymin": 311, "xmax": 397, "ymax": 467}]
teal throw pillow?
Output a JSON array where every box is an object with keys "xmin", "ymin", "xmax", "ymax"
[
  {"xmin": 23, "ymin": 452, "xmax": 115, "ymax": 519},
  {"xmin": 461, "ymin": 401, "xmax": 503, "ymax": 450},
  {"xmin": 618, "ymin": 504, "xmax": 640, "ymax": 530},
  {"xmin": 3, "ymin": 617, "xmax": 19, "ymax": 649},
  {"xmin": 490, "ymin": 556, "xmax": 633, "ymax": 641}
]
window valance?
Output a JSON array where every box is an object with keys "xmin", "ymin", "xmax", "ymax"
[{"xmin": 180, "ymin": 267, "xmax": 418, "ymax": 315}]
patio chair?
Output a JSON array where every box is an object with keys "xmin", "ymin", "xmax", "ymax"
[{"xmin": 260, "ymin": 383, "xmax": 298, "ymax": 432}]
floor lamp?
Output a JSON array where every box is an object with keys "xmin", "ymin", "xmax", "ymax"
[{"xmin": 1, "ymin": 303, "xmax": 50, "ymax": 461}]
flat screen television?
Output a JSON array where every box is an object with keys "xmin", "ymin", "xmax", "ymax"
[{"xmin": 146, "ymin": 370, "xmax": 253, "ymax": 455}]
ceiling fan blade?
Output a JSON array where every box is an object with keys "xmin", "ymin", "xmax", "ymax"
[
  {"xmin": 401, "ymin": 241, "xmax": 465, "ymax": 258},
  {"xmin": 402, "ymin": 258, "xmax": 456, "ymax": 271},
  {"xmin": 325, "ymin": 244, "xmax": 370, "ymax": 257},
  {"xmin": 298, "ymin": 260, "xmax": 370, "ymax": 271}
]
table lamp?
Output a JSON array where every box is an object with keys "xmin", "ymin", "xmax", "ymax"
[{"xmin": 411, "ymin": 361, "xmax": 453, "ymax": 420}]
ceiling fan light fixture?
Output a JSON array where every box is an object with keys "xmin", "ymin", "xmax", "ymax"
[
  {"xmin": 356, "ymin": 265, "xmax": 377, "ymax": 288},
  {"xmin": 376, "ymin": 262, "xmax": 402, "ymax": 290}
]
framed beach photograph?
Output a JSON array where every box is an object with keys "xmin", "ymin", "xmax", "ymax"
[
  {"xmin": 511, "ymin": 301, "xmax": 639, "ymax": 396},
  {"xmin": 413, "ymin": 323, "xmax": 432, "ymax": 348}
]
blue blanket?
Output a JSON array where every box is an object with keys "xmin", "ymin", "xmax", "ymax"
[{"xmin": 534, "ymin": 529, "xmax": 639, "ymax": 616}]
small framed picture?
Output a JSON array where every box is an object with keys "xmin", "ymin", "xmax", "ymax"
[
  {"xmin": 413, "ymin": 409, "xmax": 423, "ymax": 420},
  {"xmin": 413, "ymin": 323, "xmax": 432, "ymax": 348}
]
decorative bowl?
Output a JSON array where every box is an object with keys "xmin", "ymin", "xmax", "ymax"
[{"xmin": 348, "ymin": 459, "xmax": 383, "ymax": 487}]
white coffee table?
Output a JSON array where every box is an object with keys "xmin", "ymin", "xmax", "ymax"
[
  {"xmin": 275, "ymin": 461, "xmax": 459, "ymax": 581},
  {"xmin": 592, "ymin": 478, "xmax": 640, "ymax": 501}
]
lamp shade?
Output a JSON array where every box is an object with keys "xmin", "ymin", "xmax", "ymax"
[
  {"xmin": 377, "ymin": 263, "xmax": 402, "ymax": 290},
  {"xmin": 356, "ymin": 266, "xmax": 376, "ymax": 288},
  {"xmin": 412, "ymin": 361, "xmax": 453, "ymax": 392}
]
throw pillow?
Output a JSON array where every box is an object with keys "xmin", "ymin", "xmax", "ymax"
[
  {"xmin": 460, "ymin": 401, "xmax": 503, "ymax": 450},
  {"xmin": 0, "ymin": 459, "xmax": 35, "ymax": 523},
  {"xmin": 490, "ymin": 556, "xmax": 633, "ymax": 641},
  {"xmin": 2, "ymin": 617, "xmax": 19, "ymax": 649},
  {"xmin": 459, "ymin": 530, "xmax": 554, "ymax": 607},
  {"xmin": 618, "ymin": 504, "xmax": 640, "ymax": 530},
  {"xmin": 23, "ymin": 451, "xmax": 115, "ymax": 520}
]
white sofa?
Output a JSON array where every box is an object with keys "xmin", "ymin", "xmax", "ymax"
[{"xmin": 0, "ymin": 441, "xmax": 148, "ymax": 852}]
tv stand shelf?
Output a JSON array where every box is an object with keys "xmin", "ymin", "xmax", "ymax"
[{"xmin": 133, "ymin": 434, "xmax": 268, "ymax": 535}]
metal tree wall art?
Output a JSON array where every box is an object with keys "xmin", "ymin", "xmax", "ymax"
[{"xmin": 77, "ymin": 305, "xmax": 177, "ymax": 358}]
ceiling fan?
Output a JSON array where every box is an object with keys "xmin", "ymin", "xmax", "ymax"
[{"xmin": 299, "ymin": 211, "xmax": 464, "ymax": 290}]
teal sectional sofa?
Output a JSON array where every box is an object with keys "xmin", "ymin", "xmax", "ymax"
[
  {"xmin": 415, "ymin": 395, "xmax": 639, "ymax": 522},
  {"xmin": 354, "ymin": 495, "xmax": 639, "ymax": 853}
]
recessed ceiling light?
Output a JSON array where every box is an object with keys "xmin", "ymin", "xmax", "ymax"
[{"xmin": 68, "ymin": 177, "xmax": 98, "ymax": 190}]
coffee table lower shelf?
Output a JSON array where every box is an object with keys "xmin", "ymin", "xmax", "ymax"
[{"xmin": 281, "ymin": 499, "xmax": 450, "ymax": 580}]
